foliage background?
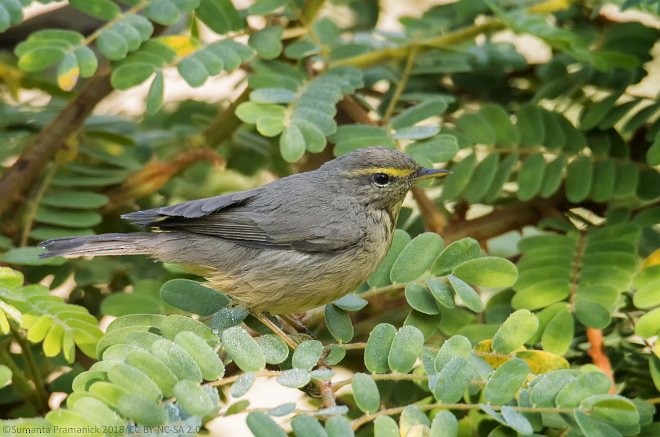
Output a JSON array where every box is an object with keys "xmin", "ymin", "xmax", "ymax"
[{"xmin": 0, "ymin": 0, "xmax": 659, "ymax": 435}]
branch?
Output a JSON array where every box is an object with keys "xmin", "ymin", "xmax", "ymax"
[
  {"xmin": 0, "ymin": 65, "xmax": 113, "ymax": 217},
  {"xmin": 442, "ymin": 198, "xmax": 559, "ymax": 244}
]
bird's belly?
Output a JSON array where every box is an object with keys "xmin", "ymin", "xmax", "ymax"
[{"xmin": 158, "ymin": 218, "xmax": 393, "ymax": 314}]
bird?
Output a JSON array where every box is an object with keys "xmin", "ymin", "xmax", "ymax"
[{"xmin": 40, "ymin": 147, "xmax": 449, "ymax": 315}]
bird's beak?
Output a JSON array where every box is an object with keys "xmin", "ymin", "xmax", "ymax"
[{"xmin": 414, "ymin": 167, "xmax": 452, "ymax": 181}]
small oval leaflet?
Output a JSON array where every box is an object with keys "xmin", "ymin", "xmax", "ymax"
[
  {"xmin": 352, "ymin": 373, "xmax": 380, "ymax": 413},
  {"xmin": 160, "ymin": 279, "xmax": 229, "ymax": 316},
  {"xmin": 388, "ymin": 325, "xmax": 424, "ymax": 373},
  {"xmin": 221, "ymin": 326, "xmax": 266, "ymax": 372},
  {"xmin": 390, "ymin": 232, "xmax": 444, "ymax": 283},
  {"xmin": 452, "ymin": 257, "xmax": 518, "ymax": 288},
  {"xmin": 492, "ymin": 309, "xmax": 539, "ymax": 354},
  {"xmin": 365, "ymin": 323, "xmax": 397, "ymax": 373}
]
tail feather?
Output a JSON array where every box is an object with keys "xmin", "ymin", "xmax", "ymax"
[{"xmin": 39, "ymin": 233, "xmax": 155, "ymax": 258}]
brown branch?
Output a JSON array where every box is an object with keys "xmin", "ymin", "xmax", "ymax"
[
  {"xmin": 585, "ymin": 328, "xmax": 616, "ymax": 394},
  {"xmin": 442, "ymin": 199, "xmax": 558, "ymax": 244},
  {"xmin": 0, "ymin": 64, "xmax": 113, "ymax": 217},
  {"xmin": 411, "ymin": 188, "xmax": 447, "ymax": 233},
  {"xmin": 103, "ymin": 147, "xmax": 225, "ymax": 212}
]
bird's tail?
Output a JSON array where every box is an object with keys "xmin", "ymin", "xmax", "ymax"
[{"xmin": 39, "ymin": 233, "xmax": 156, "ymax": 258}]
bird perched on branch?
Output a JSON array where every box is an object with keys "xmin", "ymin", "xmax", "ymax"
[{"xmin": 41, "ymin": 147, "xmax": 449, "ymax": 314}]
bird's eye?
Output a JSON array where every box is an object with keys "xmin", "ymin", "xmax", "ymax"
[{"xmin": 372, "ymin": 173, "xmax": 391, "ymax": 186}]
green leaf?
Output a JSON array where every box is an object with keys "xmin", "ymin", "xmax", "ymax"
[
  {"xmin": 146, "ymin": 71, "xmax": 164, "ymax": 114},
  {"xmin": 426, "ymin": 278, "xmax": 455, "ymax": 308},
  {"xmin": 292, "ymin": 340, "xmax": 323, "ymax": 371},
  {"xmin": 69, "ymin": 0, "xmax": 121, "ymax": 20},
  {"xmin": 452, "ymin": 257, "xmax": 518, "ymax": 288},
  {"xmin": 392, "ymin": 125, "xmax": 440, "ymax": 140},
  {"xmin": 255, "ymin": 334, "xmax": 289, "ymax": 365},
  {"xmin": 374, "ymin": 416, "xmax": 399, "ymax": 437},
  {"xmin": 516, "ymin": 104, "xmax": 545, "ymax": 147},
  {"xmin": 18, "ymin": 47, "xmax": 66, "ymax": 72},
  {"xmin": 324, "ymin": 304, "xmax": 354, "ymax": 343},
  {"xmin": 580, "ymin": 395, "xmax": 640, "ymax": 435},
  {"xmin": 501, "ymin": 406, "xmax": 534, "ymax": 435},
  {"xmin": 632, "ymin": 278, "xmax": 660, "ymax": 309},
  {"xmin": 440, "ymin": 153, "xmax": 477, "ymax": 200},
  {"xmin": 221, "ymin": 326, "xmax": 266, "ymax": 372},
  {"xmin": 447, "ymin": 275, "xmax": 483, "ymax": 312},
  {"xmin": 292, "ymin": 415, "xmax": 328, "ymax": 437},
  {"xmin": 352, "ymin": 373, "xmax": 380, "ymax": 413},
  {"xmin": 97, "ymin": 29, "xmax": 129, "ymax": 61},
  {"xmin": 405, "ymin": 283, "xmax": 440, "ymax": 315},
  {"xmin": 35, "ymin": 207, "xmax": 101, "ymax": 228},
  {"xmin": 540, "ymin": 154, "xmax": 567, "ymax": 198},
  {"xmin": 482, "ymin": 152, "xmax": 519, "ymax": 202},
  {"xmin": 249, "ymin": 26, "xmax": 283, "ymax": 60},
  {"xmin": 457, "ymin": 113, "xmax": 496, "ymax": 145},
  {"xmin": 231, "ymin": 372, "xmax": 255, "ymax": 397},
  {"xmin": 280, "ymin": 125, "xmax": 306, "ymax": 162},
  {"xmin": 391, "ymin": 232, "xmax": 444, "ymax": 283},
  {"xmin": 581, "ymin": 93, "xmax": 622, "ymax": 131},
  {"xmin": 365, "ymin": 323, "xmax": 397, "ymax": 373},
  {"xmin": 333, "ymin": 294, "xmax": 368, "ymax": 311},
  {"xmin": 116, "ymin": 394, "xmax": 167, "ymax": 426},
  {"xmin": 247, "ymin": 412, "xmax": 287, "ymax": 437},
  {"xmin": 173, "ymin": 380, "xmax": 215, "ymax": 416},
  {"xmin": 575, "ymin": 410, "xmax": 623, "ymax": 437},
  {"xmin": 484, "ymin": 358, "xmax": 529, "ymax": 404},
  {"xmin": 145, "ymin": 0, "xmax": 182, "ymax": 25},
  {"xmin": 196, "ymin": 0, "xmax": 245, "ymax": 34},
  {"xmin": 463, "ymin": 154, "xmax": 499, "ymax": 203},
  {"xmin": 174, "ymin": 331, "xmax": 224, "ymax": 381},
  {"xmin": 388, "ymin": 325, "xmax": 424, "ymax": 373},
  {"xmin": 433, "ymin": 357, "xmax": 472, "ymax": 403},
  {"xmin": 590, "ymin": 158, "xmax": 616, "ymax": 202},
  {"xmin": 368, "ymin": 229, "xmax": 411, "ymax": 287},
  {"xmin": 541, "ymin": 305, "xmax": 573, "ymax": 355},
  {"xmin": 124, "ymin": 349, "xmax": 179, "ymax": 397},
  {"xmin": 635, "ymin": 307, "xmax": 660, "ymax": 338},
  {"xmin": 517, "ymin": 153, "xmax": 545, "ymax": 201},
  {"xmin": 107, "ymin": 362, "xmax": 163, "ymax": 402},
  {"xmin": 406, "ymin": 134, "xmax": 458, "ymax": 163},
  {"xmin": 479, "ymin": 104, "xmax": 519, "ymax": 147},
  {"xmin": 492, "ymin": 310, "xmax": 539, "ymax": 354},
  {"xmin": 566, "ymin": 156, "xmax": 593, "ymax": 203},
  {"xmin": 555, "ymin": 371, "xmax": 612, "ymax": 408},
  {"xmin": 574, "ymin": 299, "xmax": 611, "ymax": 328},
  {"xmin": 151, "ymin": 338, "xmax": 202, "ymax": 383},
  {"xmin": 434, "ymin": 335, "xmax": 472, "ymax": 371},
  {"xmin": 325, "ymin": 415, "xmax": 354, "ymax": 437},
  {"xmin": 177, "ymin": 56, "xmax": 208, "ymax": 87},
  {"xmin": 430, "ymin": 410, "xmax": 458, "ymax": 437},
  {"xmin": 56, "ymin": 52, "xmax": 80, "ymax": 91},
  {"xmin": 160, "ymin": 279, "xmax": 229, "ymax": 316},
  {"xmin": 42, "ymin": 191, "xmax": 108, "ymax": 209},
  {"xmin": 400, "ymin": 405, "xmax": 430, "ymax": 435},
  {"xmin": 276, "ymin": 368, "xmax": 311, "ymax": 388},
  {"xmin": 530, "ymin": 369, "xmax": 577, "ymax": 407},
  {"xmin": 390, "ymin": 98, "xmax": 448, "ymax": 129},
  {"xmin": 250, "ymin": 88, "xmax": 296, "ymax": 104}
]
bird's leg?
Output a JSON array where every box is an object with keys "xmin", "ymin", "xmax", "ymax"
[
  {"xmin": 281, "ymin": 313, "xmax": 312, "ymax": 336},
  {"xmin": 251, "ymin": 311, "xmax": 299, "ymax": 350}
]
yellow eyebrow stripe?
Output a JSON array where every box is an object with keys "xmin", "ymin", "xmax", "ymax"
[{"xmin": 352, "ymin": 167, "xmax": 416, "ymax": 178}]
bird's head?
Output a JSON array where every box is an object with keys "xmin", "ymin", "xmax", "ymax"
[{"xmin": 321, "ymin": 147, "xmax": 450, "ymax": 217}]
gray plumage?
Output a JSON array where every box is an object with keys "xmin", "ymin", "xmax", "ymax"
[{"xmin": 40, "ymin": 147, "xmax": 448, "ymax": 314}]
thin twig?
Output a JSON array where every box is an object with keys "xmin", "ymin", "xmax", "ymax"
[
  {"xmin": 383, "ymin": 46, "xmax": 418, "ymax": 125},
  {"xmin": 19, "ymin": 163, "xmax": 57, "ymax": 246},
  {"xmin": 252, "ymin": 312, "xmax": 299, "ymax": 350},
  {"xmin": 10, "ymin": 324, "xmax": 48, "ymax": 410}
]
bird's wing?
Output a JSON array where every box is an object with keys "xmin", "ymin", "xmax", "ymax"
[{"xmin": 122, "ymin": 184, "xmax": 365, "ymax": 252}]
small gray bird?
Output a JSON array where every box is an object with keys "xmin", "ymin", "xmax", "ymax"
[{"xmin": 41, "ymin": 147, "xmax": 449, "ymax": 314}]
